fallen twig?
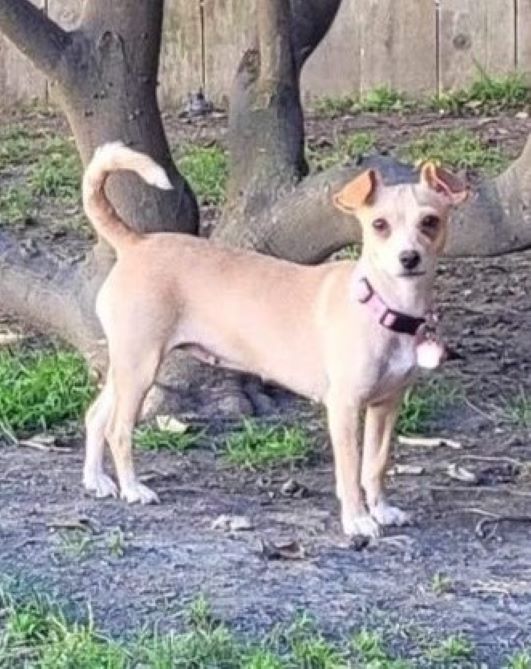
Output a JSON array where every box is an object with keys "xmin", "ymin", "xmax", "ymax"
[
  {"xmin": 461, "ymin": 454, "xmax": 522, "ymax": 467},
  {"xmin": 398, "ymin": 435, "xmax": 462, "ymax": 449},
  {"xmin": 18, "ymin": 438, "xmax": 72, "ymax": 453},
  {"xmin": 475, "ymin": 514, "xmax": 531, "ymax": 539}
]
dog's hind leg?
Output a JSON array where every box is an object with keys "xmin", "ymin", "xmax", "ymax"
[
  {"xmin": 105, "ymin": 351, "xmax": 162, "ymax": 504},
  {"xmin": 362, "ymin": 395, "xmax": 410, "ymax": 527},
  {"xmin": 83, "ymin": 376, "xmax": 117, "ymax": 498}
]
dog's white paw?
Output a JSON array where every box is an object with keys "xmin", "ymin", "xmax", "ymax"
[
  {"xmin": 83, "ymin": 471, "xmax": 118, "ymax": 499},
  {"xmin": 120, "ymin": 481, "xmax": 160, "ymax": 505},
  {"xmin": 369, "ymin": 500, "xmax": 411, "ymax": 527},
  {"xmin": 342, "ymin": 511, "xmax": 381, "ymax": 538}
]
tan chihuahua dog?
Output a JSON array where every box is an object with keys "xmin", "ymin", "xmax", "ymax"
[{"xmin": 82, "ymin": 143, "xmax": 467, "ymax": 538}]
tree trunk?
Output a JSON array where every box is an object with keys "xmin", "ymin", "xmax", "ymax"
[
  {"xmin": 0, "ymin": 0, "xmax": 198, "ymax": 359},
  {"xmin": 2, "ymin": 0, "xmax": 531, "ymax": 420}
]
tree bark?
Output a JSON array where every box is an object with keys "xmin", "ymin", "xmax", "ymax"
[
  {"xmin": 2, "ymin": 0, "xmax": 531, "ymax": 421},
  {"xmin": 0, "ymin": 0, "xmax": 198, "ymax": 354},
  {"xmin": 214, "ymin": 0, "xmax": 342, "ymax": 249}
]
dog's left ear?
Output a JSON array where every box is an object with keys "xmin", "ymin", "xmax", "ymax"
[
  {"xmin": 420, "ymin": 162, "xmax": 469, "ymax": 205},
  {"xmin": 333, "ymin": 169, "xmax": 379, "ymax": 214}
]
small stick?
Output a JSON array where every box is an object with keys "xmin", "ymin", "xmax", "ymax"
[
  {"xmin": 476, "ymin": 514, "xmax": 531, "ymax": 538},
  {"xmin": 398, "ymin": 435, "xmax": 462, "ymax": 449},
  {"xmin": 18, "ymin": 439, "xmax": 73, "ymax": 453},
  {"xmin": 461, "ymin": 454, "xmax": 522, "ymax": 467}
]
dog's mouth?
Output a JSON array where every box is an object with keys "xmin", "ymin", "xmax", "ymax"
[{"xmin": 398, "ymin": 270, "xmax": 426, "ymax": 278}]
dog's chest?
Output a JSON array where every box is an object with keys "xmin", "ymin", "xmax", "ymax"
[{"xmin": 371, "ymin": 336, "xmax": 417, "ymax": 398}]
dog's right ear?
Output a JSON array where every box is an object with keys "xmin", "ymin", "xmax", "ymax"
[{"xmin": 333, "ymin": 169, "xmax": 379, "ymax": 214}]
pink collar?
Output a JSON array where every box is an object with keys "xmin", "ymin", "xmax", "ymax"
[
  {"xmin": 351, "ymin": 271, "xmax": 462, "ymax": 368},
  {"xmin": 352, "ymin": 276, "xmax": 426, "ymax": 336}
]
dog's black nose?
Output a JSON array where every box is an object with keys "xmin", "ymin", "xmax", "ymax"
[{"xmin": 399, "ymin": 250, "xmax": 421, "ymax": 271}]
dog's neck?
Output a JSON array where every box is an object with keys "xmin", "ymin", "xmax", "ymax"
[{"xmin": 355, "ymin": 256, "xmax": 434, "ymax": 318}]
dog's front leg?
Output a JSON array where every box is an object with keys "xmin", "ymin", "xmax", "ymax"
[
  {"xmin": 326, "ymin": 391, "xmax": 380, "ymax": 538},
  {"xmin": 361, "ymin": 395, "xmax": 410, "ymax": 527}
]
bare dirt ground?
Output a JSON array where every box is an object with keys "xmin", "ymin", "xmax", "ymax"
[{"xmin": 1, "ymin": 107, "xmax": 530, "ymax": 664}]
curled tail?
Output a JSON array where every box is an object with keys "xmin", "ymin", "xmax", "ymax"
[{"xmin": 82, "ymin": 142, "xmax": 173, "ymax": 251}]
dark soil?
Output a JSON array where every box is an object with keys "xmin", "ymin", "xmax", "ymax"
[{"xmin": 0, "ymin": 107, "xmax": 530, "ymax": 664}]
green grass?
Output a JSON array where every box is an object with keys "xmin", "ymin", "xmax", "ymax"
[
  {"xmin": 399, "ymin": 128, "xmax": 508, "ymax": 174},
  {"xmin": 29, "ymin": 137, "xmax": 81, "ymax": 200},
  {"xmin": 314, "ymin": 74, "xmax": 530, "ymax": 118},
  {"xmin": 351, "ymin": 629, "xmax": 411, "ymax": 668},
  {"xmin": 176, "ymin": 144, "xmax": 228, "ymax": 205},
  {"xmin": 397, "ymin": 378, "xmax": 460, "ymax": 435},
  {"xmin": 135, "ymin": 425, "xmax": 202, "ymax": 452},
  {"xmin": 0, "ymin": 347, "xmax": 93, "ymax": 437},
  {"xmin": 359, "ymin": 86, "xmax": 410, "ymax": 113},
  {"xmin": 0, "ymin": 128, "xmax": 81, "ymax": 225},
  {"xmin": 224, "ymin": 420, "xmax": 311, "ymax": 469},
  {"xmin": 432, "ymin": 73, "xmax": 530, "ymax": 114},
  {"xmin": 426, "ymin": 634, "xmax": 473, "ymax": 663},
  {"xmin": 308, "ymin": 132, "xmax": 376, "ymax": 171},
  {"xmin": 430, "ymin": 572, "xmax": 453, "ymax": 596},
  {"xmin": 0, "ymin": 126, "xmax": 37, "ymax": 171},
  {"xmin": 502, "ymin": 389, "xmax": 531, "ymax": 428},
  {"xmin": 315, "ymin": 86, "xmax": 411, "ymax": 117},
  {"xmin": 506, "ymin": 651, "xmax": 531, "ymax": 669},
  {"xmin": 0, "ymin": 588, "xmax": 526, "ymax": 668},
  {"xmin": 0, "ymin": 185, "xmax": 33, "ymax": 223}
]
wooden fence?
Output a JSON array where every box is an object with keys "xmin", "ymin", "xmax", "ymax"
[{"xmin": 1, "ymin": 0, "xmax": 530, "ymax": 108}]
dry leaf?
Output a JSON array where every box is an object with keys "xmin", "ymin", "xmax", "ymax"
[
  {"xmin": 447, "ymin": 463, "xmax": 478, "ymax": 484},
  {"xmin": 211, "ymin": 514, "xmax": 253, "ymax": 532},
  {"xmin": 155, "ymin": 415, "xmax": 189, "ymax": 434},
  {"xmin": 389, "ymin": 464, "xmax": 425, "ymax": 476},
  {"xmin": 259, "ymin": 538, "xmax": 305, "ymax": 560},
  {"xmin": 281, "ymin": 478, "xmax": 308, "ymax": 498},
  {"xmin": 0, "ymin": 332, "xmax": 25, "ymax": 346}
]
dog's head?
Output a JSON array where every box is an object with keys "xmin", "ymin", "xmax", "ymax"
[{"xmin": 333, "ymin": 162, "xmax": 468, "ymax": 281}]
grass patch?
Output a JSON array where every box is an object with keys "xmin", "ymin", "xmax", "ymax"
[
  {"xmin": 426, "ymin": 634, "xmax": 473, "ymax": 663},
  {"xmin": 0, "ymin": 588, "xmax": 523, "ymax": 668},
  {"xmin": 501, "ymin": 389, "xmax": 531, "ymax": 428},
  {"xmin": 315, "ymin": 86, "xmax": 411, "ymax": 117},
  {"xmin": 432, "ymin": 73, "xmax": 530, "ymax": 114},
  {"xmin": 397, "ymin": 378, "xmax": 460, "ymax": 435},
  {"xmin": 430, "ymin": 572, "xmax": 453, "ymax": 596},
  {"xmin": 135, "ymin": 425, "xmax": 202, "ymax": 452},
  {"xmin": 0, "ymin": 185, "xmax": 33, "ymax": 223},
  {"xmin": 224, "ymin": 420, "xmax": 311, "ymax": 469},
  {"xmin": 29, "ymin": 136, "xmax": 81, "ymax": 201},
  {"xmin": 308, "ymin": 132, "xmax": 376, "ymax": 171},
  {"xmin": 176, "ymin": 144, "xmax": 228, "ymax": 205},
  {"xmin": 399, "ymin": 128, "xmax": 508, "ymax": 174},
  {"xmin": 506, "ymin": 650, "xmax": 531, "ymax": 669},
  {"xmin": 314, "ymin": 74, "xmax": 530, "ymax": 118},
  {"xmin": 351, "ymin": 629, "xmax": 410, "ymax": 668},
  {"xmin": 0, "ymin": 128, "xmax": 81, "ymax": 225},
  {"xmin": 0, "ymin": 126, "xmax": 38, "ymax": 171},
  {"xmin": 0, "ymin": 347, "xmax": 93, "ymax": 437}
]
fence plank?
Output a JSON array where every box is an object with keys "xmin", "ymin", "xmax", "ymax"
[
  {"xmin": 358, "ymin": 0, "xmax": 437, "ymax": 95},
  {"xmin": 159, "ymin": 0, "xmax": 203, "ymax": 108},
  {"xmin": 301, "ymin": 0, "xmax": 361, "ymax": 101},
  {"xmin": 439, "ymin": 0, "xmax": 516, "ymax": 91},
  {"xmin": 517, "ymin": 0, "xmax": 531, "ymax": 77},
  {"xmin": 203, "ymin": 0, "xmax": 256, "ymax": 107},
  {"xmin": 0, "ymin": 0, "xmax": 47, "ymax": 104}
]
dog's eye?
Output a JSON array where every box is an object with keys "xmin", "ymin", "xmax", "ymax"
[
  {"xmin": 372, "ymin": 218, "xmax": 389, "ymax": 233},
  {"xmin": 421, "ymin": 215, "xmax": 440, "ymax": 234}
]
